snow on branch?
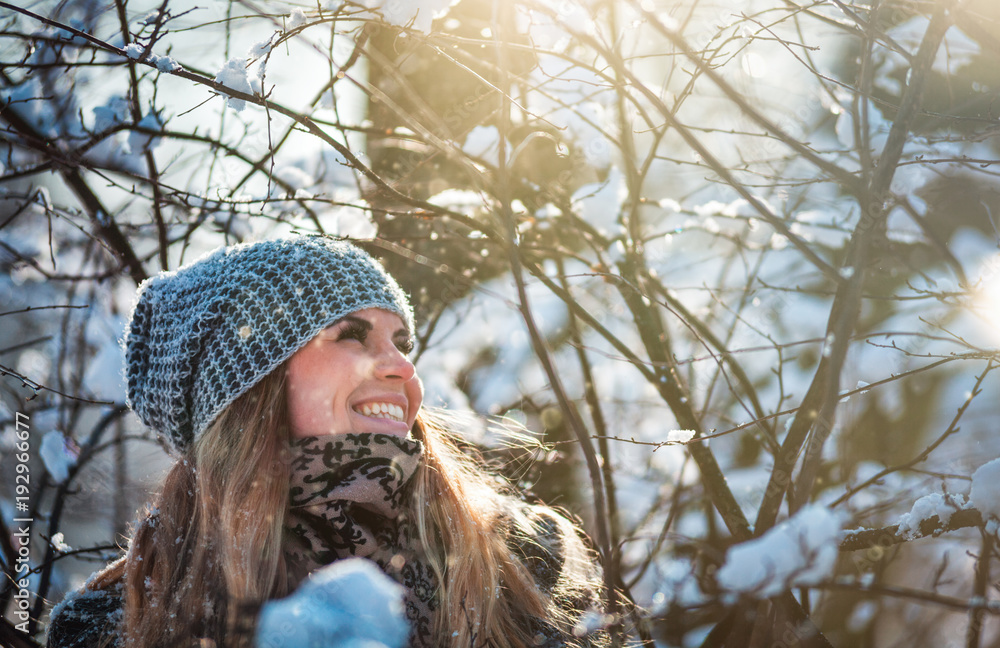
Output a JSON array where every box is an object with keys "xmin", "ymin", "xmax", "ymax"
[{"xmin": 716, "ymin": 505, "xmax": 844, "ymax": 599}]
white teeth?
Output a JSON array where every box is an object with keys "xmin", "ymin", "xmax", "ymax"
[{"xmin": 355, "ymin": 402, "xmax": 404, "ymax": 422}]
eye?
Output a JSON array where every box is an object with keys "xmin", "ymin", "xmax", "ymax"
[
  {"xmin": 395, "ymin": 338, "xmax": 415, "ymax": 355},
  {"xmin": 337, "ymin": 321, "xmax": 369, "ymax": 344}
]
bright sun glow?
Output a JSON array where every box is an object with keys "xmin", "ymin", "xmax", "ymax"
[{"xmin": 972, "ymin": 254, "xmax": 1000, "ymax": 344}]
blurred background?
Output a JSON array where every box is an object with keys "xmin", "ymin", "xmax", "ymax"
[{"xmin": 2, "ymin": 0, "xmax": 999, "ymax": 645}]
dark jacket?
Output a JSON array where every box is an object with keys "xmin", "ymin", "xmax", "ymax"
[
  {"xmin": 47, "ymin": 506, "xmax": 605, "ymax": 648},
  {"xmin": 46, "ymin": 582, "xmax": 122, "ymax": 648}
]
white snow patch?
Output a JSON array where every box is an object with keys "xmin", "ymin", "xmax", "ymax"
[
  {"xmin": 287, "ymin": 9, "xmax": 308, "ymax": 30},
  {"xmin": 462, "ymin": 125, "xmax": 503, "ymax": 167},
  {"xmin": 427, "ymin": 189, "xmax": 486, "ymax": 211},
  {"xmin": 51, "ymin": 532, "xmax": 71, "ymax": 552},
  {"xmin": 40, "ymin": 431, "xmax": 77, "ymax": 483},
  {"xmin": 93, "ymin": 96, "xmax": 130, "ymax": 132},
  {"xmin": 248, "ymin": 36, "xmax": 276, "ymax": 59},
  {"xmin": 665, "ymin": 429, "xmax": 696, "ymax": 444},
  {"xmin": 246, "ymin": 35, "xmax": 277, "ymax": 94},
  {"xmin": 124, "ymin": 43, "xmax": 144, "ymax": 60},
  {"xmin": 153, "ymin": 55, "xmax": 179, "ymax": 72},
  {"xmin": 214, "ymin": 58, "xmax": 253, "ymax": 112},
  {"xmin": 255, "ymin": 558, "xmax": 409, "ymax": 648},
  {"xmin": 895, "ymin": 492, "xmax": 969, "ymax": 540},
  {"xmin": 971, "ymin": 458, "xmax": 1000, "ymax": 533},
  {"xmin": 716, "ymin": 505, "xmax": 844, "ymax": 598},
  {"xmin": 122, "ymin": 44, "xmax": 178, "ymax": 72},
  {"xmin": 138, "ymin": 11, "xmax": 162, "ymax": 25}
]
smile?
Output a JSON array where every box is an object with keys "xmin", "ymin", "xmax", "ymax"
[{"xmin": 354, "ymin": 402, "xmax": 405, "ymax": 422}]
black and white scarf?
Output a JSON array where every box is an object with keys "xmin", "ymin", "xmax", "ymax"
[{"xmin": 284, "ymin": 433, "xmax": 439, "ymax": 648}]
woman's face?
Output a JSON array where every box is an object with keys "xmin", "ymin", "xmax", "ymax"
[{"xmin": 285, "ymin": 308, "xmax": 423, "ymax": 438}]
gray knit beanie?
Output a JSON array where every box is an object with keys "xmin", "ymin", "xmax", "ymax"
[{"xmin": 124, "ymin": 235, "xmax": 414, "ymax": 454}]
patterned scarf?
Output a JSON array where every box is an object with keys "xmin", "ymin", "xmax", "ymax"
[{"xmin": 284, "ymin": 433, "xmax": 439, "ymax": 648}]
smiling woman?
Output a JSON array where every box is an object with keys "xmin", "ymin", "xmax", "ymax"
[
  {"xmin": 286, "ymin": 309, "xmax": 423, "ymax": 438},
  {"xmin": 45, "ymin": 235, "xmax": 607, "ymax": 648}
]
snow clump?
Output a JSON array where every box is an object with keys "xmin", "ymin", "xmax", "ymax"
[
  {"xmin": 153, "ymin": 55, "xmax": 180, "ymax": 72},
  {"xmin": 124, "ymin": 43, "xmax": 144, "ymax": 60},
  {"xmin": 255, "ymin": 558, "xmax": 409, "ymax": 648},
  {"xmin": 971, "ymin": 458, "xmax": 1000, "ymax": 533},
  {"xmin": 246, "ymin": 35, "xmax": 277, "ymax": 94},
  {"xmin": 51, "ymin": 532, "xmax": 71, "ymax": 552},
  {"xmin": 716, "ymin": 505, "xmax": 844, "ymax": 599},
  {"xmin": 123, "ymin": 43, "xmax": 179, "ymax": 72},
  {"xmin": 895, "ymin": 492, "xmax": 970, "ymax": 540},
  {"xmin": 214, "ymin": 58, "xmax": 253, "ymax": 112},
  {"xmin": 93, "ymin": 97, "xmax": 130, "ymax": 132},
  {"xmin": 287, "ymin": 8, "xmax": 308, "ymax": 30},
  {"xmin": 665, "ymin": 429, "xmax": 696, "ymax": 444}
]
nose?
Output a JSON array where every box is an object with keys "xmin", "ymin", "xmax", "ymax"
[{"xmin": 374, "ymin": 343, "xmax": 416, "ymax": 382}]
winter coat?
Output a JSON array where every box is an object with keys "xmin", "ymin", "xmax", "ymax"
[{"xmin": 47, "ymin": 434, "xmax": 605, "ymax": 648}]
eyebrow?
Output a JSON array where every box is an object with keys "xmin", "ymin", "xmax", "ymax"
[{"xmin": 338, "ymin": 314, "xmax": 410, "ymax": 340}]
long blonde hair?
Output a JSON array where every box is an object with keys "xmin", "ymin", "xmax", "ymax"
[
  {"xmin": 411, "ymin": 409, "xmax": 603, "ymax": 647},
  {"xmin": 87, "ymin": 367, "xmax": 603, "ymax": 648}
]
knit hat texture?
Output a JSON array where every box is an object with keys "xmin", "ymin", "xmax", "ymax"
[{"xmin": 124, "ymin": 235, "xmax": 414, "ymax": 454}]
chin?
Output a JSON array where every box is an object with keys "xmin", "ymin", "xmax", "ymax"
[{"xmin": 367, "ymin": 426, "xmax": 410, "ymax": 437}]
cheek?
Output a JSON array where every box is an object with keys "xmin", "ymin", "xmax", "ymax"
[
  {"xmin": 287, "ymin": 383, "xmax": 330, "ymax": 423},
  {"xmin": 405, "ymin": 377, "xmax": 424, "ymax": 421}
]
